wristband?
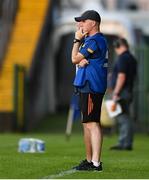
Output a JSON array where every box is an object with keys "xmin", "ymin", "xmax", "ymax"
[{"xmin": 73, "ymin": 38, "xmax": 81, "ymax": 43}]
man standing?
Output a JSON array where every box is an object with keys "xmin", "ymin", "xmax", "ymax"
[
  {"xmin": 109, "ymin": 38, "xmax": 137, "ymax": 150},
  {"xmin": 71, "ymin": 10, "xmax": 108, "ymax": 171}
]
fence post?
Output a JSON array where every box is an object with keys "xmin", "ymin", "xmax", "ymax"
[{"xmin": 14, "ymin": 64, "xmax": 27, "ymax": 132}]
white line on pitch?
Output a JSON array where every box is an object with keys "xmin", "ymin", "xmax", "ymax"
[{"xmin": 42, "ymin": 169, "xmax": 77, "ymax": 179}]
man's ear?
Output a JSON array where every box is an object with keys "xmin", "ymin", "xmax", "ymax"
[{"xmin": 92, "ymin": 20, "xmax": 96, "ymax": 27}]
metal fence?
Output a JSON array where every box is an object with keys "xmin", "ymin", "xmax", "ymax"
[{"xmin": 134, "ymin": 45, "xmax": 149, "ymax": 132}]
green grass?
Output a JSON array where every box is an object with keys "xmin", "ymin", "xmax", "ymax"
[
  {"xmin": 33, "ymin": 112, "xmax": 82, "ymax": 133},
  {"xmin": 0, "ymin": 133, "xmax": 149, "ymax": 179}
]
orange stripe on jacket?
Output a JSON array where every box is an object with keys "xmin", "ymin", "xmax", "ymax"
[{"xmin": 88, "ymin": 94, "xmax": 94, "ymax": 115}]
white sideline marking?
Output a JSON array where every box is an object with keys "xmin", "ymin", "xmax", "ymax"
[{"xmin": 43, "ymin": 169, "xmax": 77, "ymax": 179}]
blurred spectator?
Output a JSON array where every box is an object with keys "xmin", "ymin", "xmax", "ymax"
[{"xmin": 109, "ymin": 37, "xmax": 137, "ymax": 151}]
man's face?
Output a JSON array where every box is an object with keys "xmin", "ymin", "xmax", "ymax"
[
  {"xmin": 114, "ymin": 47, "xmax": 120, "ymax": 55},
  {"xmin": 78, "ymin": 19, "xmax": 94, "ymax": 33},
  {"xmin": 114, "ymin": 47, "xmax": 123, "ymax": 55}
]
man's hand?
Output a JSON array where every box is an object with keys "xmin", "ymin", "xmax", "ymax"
[
  {"xmin": 78, "ymin": 59, "xmax": 89, "ymax": 67},
  {"xmin": 112, "ymin": 94, "xmax": 120, "ymax": 102},
  {"xmin": 75, "ymin": 28, "xmax": 88, "ymax": 40}
]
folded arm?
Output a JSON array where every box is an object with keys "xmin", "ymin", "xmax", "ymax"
[
  {"xmin": 71, "ymin": 41, "xmax": 85, "ymax": 64},
  {"xmin": 71, "ymin": 28, "xmax": 88, "ymax": 64}
]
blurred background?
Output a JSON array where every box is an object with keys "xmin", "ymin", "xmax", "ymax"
[{"xmin": 0, "ymin": 0, "xmax": 149, "ymax": 134}]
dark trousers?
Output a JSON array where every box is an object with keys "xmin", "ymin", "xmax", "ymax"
[{"xmin": 116, "ymin": 96, "xmax": 134, "ymax": 148}]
